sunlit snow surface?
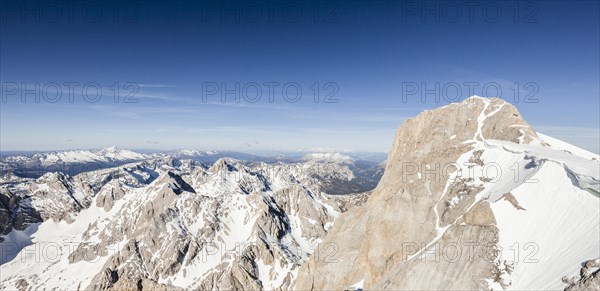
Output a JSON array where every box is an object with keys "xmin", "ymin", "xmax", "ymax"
[{"xmin": 485, "ymin": 137, "xmax": 599, "ymax": 290}]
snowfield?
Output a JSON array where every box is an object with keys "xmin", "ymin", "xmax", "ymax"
[{"xmin": 485, "ymin": 136, "xmax": 599, "ymax": 289}]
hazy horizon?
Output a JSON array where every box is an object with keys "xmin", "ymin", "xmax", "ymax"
[
  {"xmin": 1, "ymin": 1, "xmax": 599, "ymax": 153},
  {"xmin": 1, "ymin": 123, "xmax": 598, "ymax": 154}
]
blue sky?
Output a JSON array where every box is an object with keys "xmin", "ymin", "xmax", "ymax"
[{"xmin": 1, "ymin": 0, "xmax": 599, "ymax": 153}]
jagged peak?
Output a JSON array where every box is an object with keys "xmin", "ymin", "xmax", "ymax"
[
  {"xmin": 37, "ymin": 171, "xmax": 69, "ymax": 181},
  {"xmin": 209, "ymin": 157, "xmax": 242, "ymax": 172}
]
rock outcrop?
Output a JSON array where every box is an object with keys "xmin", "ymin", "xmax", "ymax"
[{"xmin": 295, "ymin": 97, "xmax": 600, "ymax": 290}]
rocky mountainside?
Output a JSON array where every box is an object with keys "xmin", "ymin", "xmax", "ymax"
[
  {"xmin": 1, "ymin": 97, "xmax": 598, "ymax": 290},
  {"xmin": 295, "ymin": 97, "xmax": 600, "ymax": 290},
  {"xmin": 0, "ymin": 156, "xmax": 368, "ymax": 290}
]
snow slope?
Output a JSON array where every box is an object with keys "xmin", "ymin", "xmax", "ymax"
[{"xmin": 537, "ymin": 133, "xmax": 599, "ymax": 161}]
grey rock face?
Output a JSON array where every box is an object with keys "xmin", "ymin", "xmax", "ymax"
[
  {"xmin": 79, "ymin": 161, "xmax": 342, "ymax": 290},
  {"xmin": 328, "ymin": 191, "xmax": 371, "ymax": 212},
  {"xmin": 1, "ymin": 156, "xmax": 352, "ymax": 290}
]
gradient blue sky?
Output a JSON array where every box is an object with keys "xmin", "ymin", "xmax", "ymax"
[{"xmin": 1, "ymin": 0, "xmax": 599, "ymax": 153}]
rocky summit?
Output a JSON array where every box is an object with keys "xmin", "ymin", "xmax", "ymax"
[{"xmin": 295, "ymin": 97, "xmax": 599, "ymax": 290}]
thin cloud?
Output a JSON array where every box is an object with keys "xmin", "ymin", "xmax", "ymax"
[{"xmin": 138, "ymin": 84, "xmax": 176, "ymax": 88}]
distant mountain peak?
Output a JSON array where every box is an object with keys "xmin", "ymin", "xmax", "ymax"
[
  {"xmin": 301, "ymin": 152, "xmax": 354, "ymax": 163},
  {"xmin": 100, "ymin": 146, "xmax": 120, "ymax": 151}
]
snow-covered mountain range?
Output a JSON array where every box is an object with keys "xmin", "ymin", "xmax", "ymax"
[
  {"xmin": 0, "ymin": 148, "xmax": 385, "ymax": 198},
  {"xmin": 0, "ymin": 147, "xmax": 150, "ymax": 179},
  {"xmin": 0, "ymin": 97, "xmax": 598, "ymax": 290},
  {"xmin": 0, "ymin": 155, "xmax": 363, "ymax": 289}
]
